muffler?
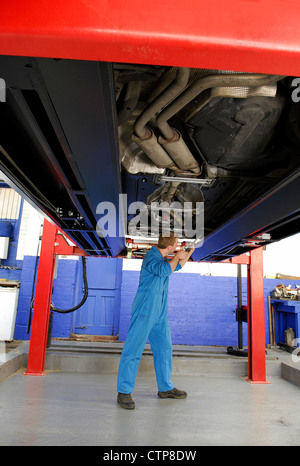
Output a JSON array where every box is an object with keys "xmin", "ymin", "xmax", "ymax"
[
  {"xmin": 158, "ymin": 129, "xmax": 201, "ymax": 174},
  {"xmin": 131, "ymin": 129, "xmax": 177, "ymax": 170}
]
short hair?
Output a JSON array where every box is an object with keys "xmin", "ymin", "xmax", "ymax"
[{"xmin": 158, "ymin": 232, "xmax": 177, "ymax": 249}]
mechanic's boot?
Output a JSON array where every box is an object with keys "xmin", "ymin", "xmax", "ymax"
[
  {"xmin": 158, "ymin": 388, "xmax": 187, "ymax": 399},
  {"xmin": 117, "ymin": 393, "xmax": 135, "ymax": 410}
]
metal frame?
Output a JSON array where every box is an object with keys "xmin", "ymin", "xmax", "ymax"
[
  {"xmin": 0, "ymin": 57, "xmax": 124, "ymax": 258},
  {"xmin": 23, "ymin": 219, "xmax": 87, "ymax": 376},
  {"xmin": 1, "ymin": 1, "xmax": 300, "ymax": 76},
  {"xmin": 193, "ymin": 168, "xmax": 300, "ymax": 262},
  {"xmin": 1, "ymin": 0, "xmax": 283, "ymax": 382},
  {"xmin": 24, "ymin": 219, "xmax": 268, "ymax": 383}
]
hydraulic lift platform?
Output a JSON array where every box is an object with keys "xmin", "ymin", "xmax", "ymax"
[{"xmin": 1, "ymin": 0, "xmax": 300, "ymax": 385}]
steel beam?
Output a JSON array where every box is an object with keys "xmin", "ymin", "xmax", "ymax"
[
  {"xmin": 1, "ymin": 1, "xmax": 300, "ymax": 76},
  {"xmin": 193, "ymin": 168, "xmax": 300, "ymax": 262},
  {"xmin": 23, "ymin": 219, "xmax": 57, "ymax": 376},
  {"xmin": 0, "ymin": 57, "xmax": 124, "ymax": 257}
]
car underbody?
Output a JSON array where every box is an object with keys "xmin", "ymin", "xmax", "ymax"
[
  {"xmin": 116, "ymin": 64, "xmax": 300, "ymax": 258},
  {"xmin": 0, "ymin": 57, "xmax": 299, "ymax": 260}
]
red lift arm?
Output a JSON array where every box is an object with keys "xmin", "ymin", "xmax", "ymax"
[{"xmin": 1, "ymin": 0, "xmax": 300, "ymax": 76}]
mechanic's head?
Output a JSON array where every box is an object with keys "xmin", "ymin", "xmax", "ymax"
[{"xmin": 158, "ymin": 233, "xmax": 178, "ymax": 252}]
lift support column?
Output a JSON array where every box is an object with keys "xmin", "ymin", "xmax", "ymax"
[
  {"xmin": 23, "ymin": 219, "xmax": 86, "ymax": 376},
  {"xmin": 246, "ymin": 247, "xmax": 268, "ymax": 384},
  {"xmin": 23, "ymin": 220, "xmax": 57, "ymax": 376},
  {"xmin": 229, "ymin": 249, "xmax": 268, "ymax": 384}
]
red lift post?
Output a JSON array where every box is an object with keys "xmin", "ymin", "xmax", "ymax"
[
  {"xmin": 23, "ymin": 219, "xmax": 87, "ymax": 376},
  {"xmin": 24, "ymin": 218, "xmax": 268, "ymax": 383},
  {"xmin": 246, "ymin": 248, "xmax": 268, "ymax": 384},
  {"xmin": 229, "ymin": 249, "xmax": 268, "ymax": 384}
]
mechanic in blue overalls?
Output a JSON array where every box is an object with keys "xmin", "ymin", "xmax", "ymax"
[{"xmin": 117, "ymin": 233, "xmax": 194, "ymax": 409}]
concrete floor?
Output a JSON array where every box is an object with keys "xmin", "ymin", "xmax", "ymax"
[{"xmin": 1, "ymin": 342, "xmax": 300, "ymax": 446}]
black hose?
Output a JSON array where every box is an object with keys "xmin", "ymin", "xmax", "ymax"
[
  {"xmin": 51, "ymin": 256, "xmax": 88, "ymax": 314},
  {"xmin": 27, "ymin": 230, "xmax": 43, "ymax": 334}
]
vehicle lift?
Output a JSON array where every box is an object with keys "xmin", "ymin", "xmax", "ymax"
[
  {"xmin": 2, "ymin": 0, "xmax": 293, "ymax": 385},
  {"xmin": 24, "ymin": 218, "xmax": 268, "ymax": 384}
]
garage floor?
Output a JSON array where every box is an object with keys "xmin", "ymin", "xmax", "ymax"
[{"xmin": 1, "ymin": 342, "xmax": 300, "ymax": 446}]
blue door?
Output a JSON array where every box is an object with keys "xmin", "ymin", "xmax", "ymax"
[{"xmin": 74, "ymin": 258, "xmax": 122, "ymax": 336}]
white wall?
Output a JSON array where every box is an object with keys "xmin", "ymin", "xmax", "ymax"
[
  {"xmin": 122, "ymin": 256, "xmax": 239, "ymax": 276},
  {"xmin": 0, "ymin": 188, "xmax": 21, "ymax": 220},
  {"xmin": 16, "ymin": 200, "xmax": 44, "ymax": 260},
  {"xmin": 264, "ymin": 233, "xmax": 300, "ymax": 278},
  {"xmin": 16, "ymin": 200, "xmax": 79, "ymax": 262}
]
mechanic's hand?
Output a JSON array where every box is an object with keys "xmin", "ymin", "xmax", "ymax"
[{"xmin": 177, "ymin": 250, "xmax": 188, "ymax": 260}]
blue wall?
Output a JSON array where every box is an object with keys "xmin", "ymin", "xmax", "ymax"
[
  {"xmin": 119, "ymin": 271, "xmax": 300, "ymax": 347},
  {"xmin": 14, "ymin": 258, "xmax": 80, "ymax": 340},
  {"xmin": 14, "ymin": 256, "xmax": 38, "ymax": 339},
  {"xmin": 0, "ymin": 217, "xmax": 23, "ymax": 282},
  {"xmin": 14, "ymin": 257, "xmax": 122, "ymax": 341},
  {"xmin": 11, "ymin": 251, "xmax": 300, "ymax": 346},
  {"xmin": 51, "ymin": 259, "xmax": 80, "ymax": 338}
]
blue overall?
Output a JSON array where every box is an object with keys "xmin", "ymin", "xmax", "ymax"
[{"xmin": 117, "ymin": 246, "xmax": 182, "ymax": 394}]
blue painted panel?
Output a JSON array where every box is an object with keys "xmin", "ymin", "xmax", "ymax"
[
  {"xmin": 14, "ymin": 255, "xmax": 39, "ymax": 340},
  {"xmin": 74, "ymin": 257, "xmax": 122, "ymax": 336},
  {"xmin": 0, "ymin": 215, "xmax": 23, "ymax": 281},
  {"xmin": 271, "ymin": 300, "xmax": 300, "ymax": 346},
  {"xmin": 15, "ymin": 256, "xmax": 123, "ymax": 340},
  {"xmin": 85, "ymin": 257, "xmax": 121, "ymax": 290},
  {"xmin": 75, "ymin": 290, "xmax": 116, "ymax": 335},
  {"xmin": 0, "ymin": 221, "xmax": 13, "ymax": 237}
]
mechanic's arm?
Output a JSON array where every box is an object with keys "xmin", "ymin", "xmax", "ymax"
[
  {"xmin": 169, "ymin": 250, "xmax": 187, "ymax": 272},
  {"xmin": 179, "ymin": 248, "xmax": 195, "ymax": 268}
]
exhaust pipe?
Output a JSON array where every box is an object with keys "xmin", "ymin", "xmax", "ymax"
[
  {"xmin": 159, "ymin": 129, "xmax": 201, "ymax": 174},
  {"xmin": 134, "ymin": 68, "xmax": 190, "ymax": 139},
  {"xmin": 156, "ymin": 73, "xmax": 284, "ymax": 141},
  {"xmin": 133, "ymin": 67, "xmax": 201, "ymax": 177},
  {"xmin": 131, "ymin": 129, "xmax": 177, "ymax": 170}
]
